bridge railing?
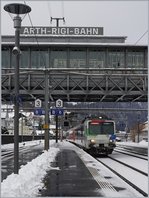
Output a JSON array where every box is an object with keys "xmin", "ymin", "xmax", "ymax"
[{"xmin": 2, "ymin": 68, "xmax": 147, "ymax": 75}]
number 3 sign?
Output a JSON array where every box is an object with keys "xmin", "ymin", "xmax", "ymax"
[
  {"xmin": 55, "ymin": 99, "xmax": 63, "ymax": 108},
  {"xmin": 35, "ymin": 99, "xmax": 42, "ymax": 108}
]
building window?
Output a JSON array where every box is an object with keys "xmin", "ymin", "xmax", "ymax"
[
  {"xmin": 2, "ymin": 47, "xmax": 10, "ymax": 68},
  {"xmin": 69, "ymin": 49, "xmax": 86, "ymax": 68},
  {"xmin": 89, "ymin": 50, "xmax": 105, "ymax": 68},
  {"xmin": 20, "ymin": 48, "xmax": 29, "ymax": 68},
  {"xmin": 31, "ymin": 48, "xmax": 48, "ymax": 68},
  {"xmin": 50, "ymin": 49, "xmax": 67, "ymax": 68},
  {"xmin": 127, "ymin": 51, "xmax": 144, "ymax": 68},
  {"xmin": 108, "ymin": 50, "xmax": 125, "ymax": 68}
]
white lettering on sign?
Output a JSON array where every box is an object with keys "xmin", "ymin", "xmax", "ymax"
[
  {"xmin": 86, "ymin": 28, "xmax": 92, "ymax": 35},
  {"xmin": 93, "ymin": 28, "xmax": 98, "ymax": 35},
  {"xmin": 74, "ymin": 28, "xmax": 79, "ymax": 35},
  {"xmin": 41, "ymin": 28, "xmax": 47, "ymax": 34},
  {"xmin": 30, "ymin": 28, "xmax": 35, "ymax": 34},
  {"xmin": 36, "ymin": 27, "xmax": 41, "ymax": 34},
  {"xmin": 56, "ymin": 99, "xmax": 63, "ymax": 108},
  {"xmin": 80, "ymin": 28, "xmax": 86, "ymax": 35},
  {"xmin": 35, "ymin": 99, "xmax": 42, "ymax": 108},
  {"xmin": 21, "ymin": 27, "xmax": 104, "ymax": 36},
  {"xmin": 51, "ymin": 109, "xmax": 56, "ymax": 115},
  {"xmin": 51, "ymin": 28, "xmax": 56, "ymax": 34},
  {"xmin": 23, "ymin": 27, "xmax": 29, "ymax": 34}
]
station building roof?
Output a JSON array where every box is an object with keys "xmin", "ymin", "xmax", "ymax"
[
  {"xmin": 1, "ymin": 26, "xmax": 147, "ymax": 47},
  {"xmin": 2, "ymin": 35, "xmax": 147, "ymax": 48}
]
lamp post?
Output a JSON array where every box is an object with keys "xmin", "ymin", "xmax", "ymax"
[{"xmin": 4, "ymin": 3, "xmax": 31, "ymax": 174}]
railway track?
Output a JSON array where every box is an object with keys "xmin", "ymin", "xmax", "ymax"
[
  {"xmin": 69, "ymin": 141, "xmax": 148, "ymax": 196},
  {"xmin": 114, "ymin": 147, "xmax": 148, "ymax": 160},
  {"xmin": 108, "ymin": 155, "xmax": 148, "ymax": 176},
  {"xmin": 1, "ymin": 143, "xmax": 44, "ymax": 181},
  {"xmin": 115, "ymin": 144, "xmax": 148, "ymax": 156},
  {"xmin": 96, "ymin": 156, "xmax": 148, "ymax": 197},
  {"xmin": 2, "ymin": 144, "xmax": 43, "ymax": 158}
]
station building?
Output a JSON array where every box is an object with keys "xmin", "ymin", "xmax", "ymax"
[
  {"xmin": 2, "ymin": 26, "xmax": 147, "ymax": 71},
  {"xmin": 1, "ymin": 27, "xmax": 148, "ymax": 138},
  {"xmin": 1, "ymin": 26, "xmax": 148, "ymax": 103}
]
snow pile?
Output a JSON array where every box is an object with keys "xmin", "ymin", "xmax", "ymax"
[
  {"xmin": 1, "ymin": 147, "xmax": 60, "ymax": 197},
  {"xmin": 139, "ymin": 140, "xmax": 148, "ymax": 146}
]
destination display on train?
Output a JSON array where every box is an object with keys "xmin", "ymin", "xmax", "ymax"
[{"xmin": 20, "ymin": 27, "xmax": 104, "ymax": 36}]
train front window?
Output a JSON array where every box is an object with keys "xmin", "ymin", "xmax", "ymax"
[{"xmin": 89, "ymin": 122, "xmax": 114, "ymax": 135}]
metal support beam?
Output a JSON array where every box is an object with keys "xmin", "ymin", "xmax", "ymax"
[
  {"xmin": 44, "ymin": 70, "xmax": 49, "ymax": 150},
  {"xmin": 2, "ymin": 68, "xmax": 148, "ymax": 103},
  {"xmin": 55, "ymin": 115, "xmax": 58, "ymax": 143}
]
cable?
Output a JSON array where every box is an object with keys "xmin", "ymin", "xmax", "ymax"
[
  {"xmin": 47, "ymin": 1, "xmax": 52, "ymax": 21},
  {"xmin": 61, "ymin": 1, "xmax": 65, "ymax": 20},
  {"xmin": 23, "ymin": 1, "xmax": 46, "ymax": 68},
  {"xmin": 48, "ymin": 1, "xmax": 65, "ymax": 26},
  {"xmin": 134, "ymin": 30, "xmax": 148, "ymax": 45}
]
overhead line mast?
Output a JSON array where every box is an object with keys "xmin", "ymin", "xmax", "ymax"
[{"xmin": 50, "ymin": 17, "xmax": 65, "ymax": 27}]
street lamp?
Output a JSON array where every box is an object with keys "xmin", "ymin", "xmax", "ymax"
[{"xmin": 4, "ymin": 3, "xmax": 31, "ymax": 174}]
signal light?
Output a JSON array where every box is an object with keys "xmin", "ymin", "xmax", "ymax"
[
  {"xmin": 65, "ymin": 112, "xmax": 68, "ymax": 120},
  {"xmin": 63, "ymin": 121, "xmax": 69, "ymax": 127}
]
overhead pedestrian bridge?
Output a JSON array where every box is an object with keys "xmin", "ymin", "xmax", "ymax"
[{"xmin": 1, "ymin": 26, "xmax": 148, "ymax": 104}]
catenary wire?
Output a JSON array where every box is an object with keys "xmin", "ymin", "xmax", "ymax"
[
  {"xmin": 61, "ymin": 1, "xmax": 65, "ymax": 20},
  {"xmin": 24, "ymin": 1, "xmax": 46, "ymax": 68},
  {"xmin": 134, "ymin": 30, "xmax": 148, "ymax": 45},
  {"xmin": 47, "ymin": 1, "xmax": 52, "ymax": 21}
]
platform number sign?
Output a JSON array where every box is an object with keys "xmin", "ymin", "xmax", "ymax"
[
  {"xmin": 55, "ymin": 99, "xmax": 63, "ymax": 108},
  {"xmin": 35, "ymin": 99, "xmax": 42, "ymax": 108}
]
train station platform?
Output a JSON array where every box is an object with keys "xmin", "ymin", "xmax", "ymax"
[
  {"xmin": 2, "ymin": 140, "xmax": 144, "ymax": 197},
  {"xmin": 38, "ymin": 141, "xmax": 121, "ymax": 197}
]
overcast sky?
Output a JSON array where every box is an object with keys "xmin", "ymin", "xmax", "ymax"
[{"xmin": 1, "ymin": 0, "xmax": 148, "ymax": 44}]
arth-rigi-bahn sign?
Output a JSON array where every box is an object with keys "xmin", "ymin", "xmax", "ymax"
[{"xmin": 20, "ymin": 26, "xmax": 103, "ymax": 36}]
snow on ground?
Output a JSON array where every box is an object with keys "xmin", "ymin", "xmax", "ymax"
[
  {"xmin": 1, "ymin": 140, "xmax": 148, "ymax": 197},
  {"xmin": 60, "ymin": 141, "xmax": 146, "ymax": 197},
  {"xmin": 1, "ymin": 140, "xmax": 43, "ymax": 150},
  {"xmin": 116, "ymin": 140, "xmax": 148, "ymax": 148},
  {"xmin": 1, "ymin": 140, "xmax": 60, "ymax": 197}
]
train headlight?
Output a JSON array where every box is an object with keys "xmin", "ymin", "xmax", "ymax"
[{"xmin": 90, "ymin": 139, "xmax": 95, "ymax": 144}]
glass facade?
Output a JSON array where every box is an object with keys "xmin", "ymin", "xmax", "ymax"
[
  {"xmin": 2, "ymin": 46, "xmax": 147, "ymax": 70},
  {"xmin": 127, "ymin": 51, "xmax": 144, "ymax": 68},
  {"xmin": 11, "ymin": 51, "xmax": 16, "ymax": 68},
  {"xmin": 31, "ymin": 48, "xmax": 48, "ymax": 68},
  {"xmin": 20, "ymin": 48, "xmax": 29, "ymax": 68},
  {"xmin": 50, "ymin": 49, "xmax": 67, "ymax": 68},
  {"xmin": 108, "ymin": 50, "xmax": 125, "ymax": 68},
  {"xmin": 2, "ymin": 47, "xmax": 10, "ymax": 68},
  {"xmin": 89, "ymin": 50, "xmax": 105, "ymax": 68},
  {"xmin": 69, "ymin": 49, "xmax": 86, "ymax": 68}
]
